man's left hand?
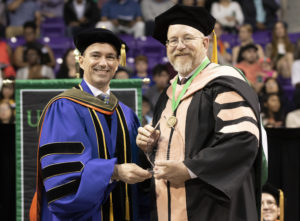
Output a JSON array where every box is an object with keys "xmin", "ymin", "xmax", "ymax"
[{"xmin": 154, "ymin": 160, "xmax": 191, "ymax": 187}]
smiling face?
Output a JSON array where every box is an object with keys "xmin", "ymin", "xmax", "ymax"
[
  {"xmin": 262, "ymin": 193, "xmax": 280, "ymax": 221},
  {"xmin": 79, "ymin": 43, "xmax": 119, "ymax": 92},
  {"xmin": 166, "ymin": 24, "xmax": 209, "ymax": 77}
]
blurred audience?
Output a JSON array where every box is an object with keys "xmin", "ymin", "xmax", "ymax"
[
  {"xmin": 13, "ymin": 21, "xmax": 56, "ymax": 69},
  {"xmin": 232, "ymin": 24, "xmax": 265, "ymax": 64},
  {"xmin": 37, "ymin": 0, "xmax": 64, "ymax": 20},
  {"xmin": 63, "ymin": 0, "xmax": 100, "ymax": 37},
  {"xmin": 114, "ymin": 67, "xmax": 131, "ymax": 79},
  {"xmin": 265, "ymin": 21, "xmax": 294, "ymax": 79},
  {"xmin": 285, "ymin": 87, "xmax": 300, "ymax": 128},
  {"xmin": 210, "ymin": 0, "xmax": 244, "ymax": 34},
  {"xmin": 0, "ymin": 101, "xmax": 15, "ymax": 124},
  {"xmin": 291, "ymin": 39, "xmax": 300, "ymax": 88},
  {"xmin": 261, "ymin": 93, "xmax": 285, "ymax": 128},
  {"xmin": 6, "ymin": 0, "xmax": 41, "ymax": 38},
  {"xmin": 56, "ymin": 48, "xmax": 78, "ymax": 79},
  {"xmin": 141, "ymin": 0, "xmax": 174, "ymax": 36},
  {"xmin": 96, "ymin": 0, "xmax": 145, "ymax": 38},
  {"xmin": 145, "ymin": 64, "xmax": 170, "ymax": 108},
  {"xmin": 0, "ymin": 82, "xmax": 15, "ymax": 109},
  {"xmin": 16, "ymin": 45, "xmax": 55, "ymax": 79},
  {"xmin": 0, "ymin": 32, "xmax": 16, "ymax": 78}
]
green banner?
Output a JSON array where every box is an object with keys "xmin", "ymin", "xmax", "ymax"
[{"xmin": 15, "ymin": 79, "xmax": 143, "ymax": 221}]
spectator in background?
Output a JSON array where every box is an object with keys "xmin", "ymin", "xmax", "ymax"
[
  {"xmin": 0, "ymin": 101, "xmax": 15, "ymax": 124},
  {"xmin": 63, "ymin": 0, "xmax": 100, "ymax": 37},
  {"xmin": 133, "ymin": 55, "xmax": 149, "ymax": 79},
  {"xmin": 259, "ymin": 77, "xmax": 292, "ymax": 114},
  {"xmin": 261, "ymin": 183, "xmax": 284, "ymax": 221},
  {"xmin": 263, "ymin": 0, "xmax": 280, "ymax": 30},
  {"xmin": 0, "ymin": 82, "xmax": 15, "ymax": 109},
  {"xmin": 132, "ymin": 55, "xmax": 152, "ymax": 93},
  {"xmin": 96, "ymin": 0, "xmax": 145, "ymax": 38},
  {"xmin": 261, "ymin": 93, "xmax": 285, "ymax": 128},
  {"xmin": 210, "ymin": 0, "xmax": 244, "ymax": 33},
  {"xmin": 208, "ymin": 21, "xmax": 232, "ymax": 65},
  {"xmin": 259, "ymin": 57, "xmax": 277, "ymax": 80},
  {"xmin": 141, "ymin": 0, "xmax": 174, "ymax": 36},
  {"xmin": 56, "ymin": 48, "xmax": 78, "ymax": 79},
  {"xmin": 285, "ymin": 87, "xmax": 300, "ymax": 128},
  {"xmin": 291, "ymin": 39, "xmax": 300, "ymax": 88},
  {"xmin": 37, "ymin": 0, "xmax": 65, "ymax": 19},
  {"xmin": 142, "ymin": 96, "xmax": 152, "ymax": 126},
  {"xmin": 6, "ymin": 0, "xmax": 41, "ymax": 38},
  {"xmin": 16, "ymin": 45, "xmax": 55, "ymax": 79},
  {"xmin": 235, "ymin": 44, "xmax": 262, "ymax": 86},
  {"xmin": 145, "ymin": 64, "xmax": 170, "ymax": 108},
  {"xmin": 0, "ymin": 29, "xmax": 16, "ymax": 78},
  {"xmin": 114, "ymin": 67, "xmax": 131, "ymax": 79},
  {"xmin": 13, "ymin": 21, "xmax": 56, "ymax": 69},
  {"xmin": 265, "ymin": 21, "xmax": 294, "ymax": 79},
  {"xmin": 232, "ymin": 24, "xmax": 265, "ymax": 64},
  {"xmin": 0, "ymin": 0, "xmax": 7, "ymax": 37}
]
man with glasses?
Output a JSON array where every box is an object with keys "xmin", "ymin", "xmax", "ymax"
[
  {"xmin": 30, "ymin": 28, "xmax": 151, "ymax": 221},
  {"xmin": 136, "ymin": 4, "xmax": 263, "ymax": 221}
]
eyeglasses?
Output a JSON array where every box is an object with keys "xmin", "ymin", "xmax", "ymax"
[{"xmin": 166, "ymin": 36, "xmax": 204, "ymax": 47}]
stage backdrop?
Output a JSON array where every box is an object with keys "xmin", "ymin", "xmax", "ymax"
[{"xmin": 15, "ymin": 79, "xmax": 143, "ymax": 221}]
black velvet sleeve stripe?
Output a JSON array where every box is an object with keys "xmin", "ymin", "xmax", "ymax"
[
  {"xmin": 218, "ymin": 101, "xmax": 249, "ymax": 110},
  {"xmin": 46, "ymin": 179, "xmax": 80, "ymax": 204},
  {"xmin": 39, "ymin": 142, "xmax": 85, "ymax": 160},
  {"xmin": 42, "ymin": 161, "xmax": 84, "ymax": 181},
  {"xmin": 217, "ymin": 116, "xmax": 258, "ymax": 129}
]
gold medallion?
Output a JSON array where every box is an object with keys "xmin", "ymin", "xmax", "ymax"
[{"xmin": 167, "ymin": 116, "xmax": 177, "ymax": 128}]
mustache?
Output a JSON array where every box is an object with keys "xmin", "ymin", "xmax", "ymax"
[{"xmin": 174, "ymin": 53, "xmax": 191, "ymax": 57}]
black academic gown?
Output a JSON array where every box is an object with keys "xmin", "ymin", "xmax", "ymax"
[{"xmin": 148, "ymin": 63, "xmax": 262, "ymax": 221}]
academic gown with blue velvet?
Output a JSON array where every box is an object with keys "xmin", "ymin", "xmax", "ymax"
[{"xmin": 30, "ymin": 80, "xmax": 140, "ymax": 221}]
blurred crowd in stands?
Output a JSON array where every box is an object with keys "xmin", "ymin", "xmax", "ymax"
[{"xmin": 0, "ymin": 0, "xmax": 300, "ymax": 130}]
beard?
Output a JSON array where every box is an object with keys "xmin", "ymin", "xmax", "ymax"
[{"xmin": 170, "ymin": 56, "xmax": 194, "ymax": 75}]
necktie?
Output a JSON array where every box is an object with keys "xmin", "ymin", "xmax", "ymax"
[
  {"xmin": 180, "ymin": 78, "xmax": 188, "ymax": 85},
  {"xmin": 97, "ymin": 93, "xmax": 109, "ymax": 104}
]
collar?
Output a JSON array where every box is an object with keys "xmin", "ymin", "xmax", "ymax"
[
  {"xmin": 85, "ymin": 80, "xmax": 111, "ymax": 97},
  {"xmin": 178, "ymin": 56, "xmax": 208, "ymax": 81}
]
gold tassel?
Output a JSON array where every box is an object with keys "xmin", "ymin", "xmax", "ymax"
[
  {"xmin": 74, "ymin": 49, "xmax": 81, "ymax": 78},
  {"xmin": 109, "ymin": 193, "xmax": 114, "ymax": 221},
  {"xmin": 211, "ymin": 30, "xmax": 218, "ymax": 64},
  {"xmin": 279, "ymin": 189, "xmax": 284, "ymax": 221},
  {"xmin": 125, "ymin": 184, "xmax": 130, "ymax": 220},
  {"xmin": 120, "ymin": 44, "xmax": 126, "ymax": 67}
]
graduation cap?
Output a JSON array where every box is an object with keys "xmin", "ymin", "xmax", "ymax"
[
  {"xmin": 73, "ymin": 28, "xmax": 128, "ymax": 67},
  {"xmin": 153, "ymin": 4, "xmax": 218, "ymax": 63},
  {"xmin": 262, "ymin": 183, "xmax": 285, "ymax": 221}
]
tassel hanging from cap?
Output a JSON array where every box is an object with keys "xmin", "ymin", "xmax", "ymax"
[
  {"xmin": 74, "ymin": 49, "xmax": 81, "ymax": 78},
  {"xmin": 211, "ymin": 30, "xmax": 218, "ymax": 64},
  {"xmin": 279, "ymin": 189, "xmax": 284, "ymax": 221},
  {"xmin": 120, "ymin": 44, "xmax": 126, "ymax": 67}
]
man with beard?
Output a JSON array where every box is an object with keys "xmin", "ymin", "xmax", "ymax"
[
  {"xmin": 136, "ymin": 4, "xmax": 263, "ymax": 221},
  {"xmin": 30, "ymin": 28, "xmax": 151, "ymax": 221}
]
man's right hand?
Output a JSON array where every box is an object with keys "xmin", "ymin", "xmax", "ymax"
[
  {"xmin": 136, "ymin": 125, "xmax": 160, "ymax": 153},
  {"xmin": 112, "ymin": 163, "xmax": 152, "ymax": 184}
]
